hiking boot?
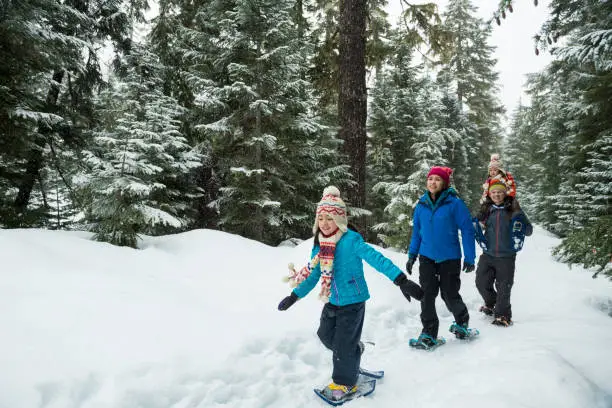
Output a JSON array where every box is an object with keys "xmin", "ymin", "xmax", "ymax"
[
  {"xmin": 321, "ymin": 383, "xmax": 358, "ymax": 401},
  {"xmin": 479, "ymin": 305, "xmax": 494, "ymax": 316},
  {"xmin": 492, "ymin": 316, "xmax": 512, "ymax": 327},
  {"xmin": 449, "ymin": 321, "xmax": 470, "ymax": 339}
]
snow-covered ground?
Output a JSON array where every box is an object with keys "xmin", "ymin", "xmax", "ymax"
[{"xmin": 1, "ymin": 226, "xmax": 611, "ymax": 408}]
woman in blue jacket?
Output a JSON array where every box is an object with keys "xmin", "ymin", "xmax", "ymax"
[
  {"xmin": 277, "ymin": 186, "xmax": 423, "ymax": 403},
  {"xmin": 406, "ymin": 166, "xmax": 476, "ymax": 349}
]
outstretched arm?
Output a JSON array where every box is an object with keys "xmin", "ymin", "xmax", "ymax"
[{"xmin": 353, "ymin": 237, "xmax": 423, "ymax": 302}]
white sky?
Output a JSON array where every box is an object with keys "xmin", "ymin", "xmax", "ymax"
[
  {"xmin": 386, "ymin": 0, "xmax": 553, "ymax": 121},
  {"xmin": 1, "ymin": 227, "xmax": 611, "ymax": 407}
]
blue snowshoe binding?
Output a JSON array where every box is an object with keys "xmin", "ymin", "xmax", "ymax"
[
  {"xmin": 409, "ymin": 333, "xmax": 446, "ymax": 350},
  {"xmin": 449, "ymin": 321, "xmax": 480, "ymax": 340}
]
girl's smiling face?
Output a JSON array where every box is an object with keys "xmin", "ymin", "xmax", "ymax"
[{"xmin": 317, "ymin": 214, "xmax": 337, "ymax": 235}]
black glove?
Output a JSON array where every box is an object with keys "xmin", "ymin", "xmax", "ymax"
[
  {"xmin": 405, "ymin": 255, "xmax": 417, "ymax": 275},
  {"xmin": 462, "ymin": 262, "xmax": 475, "ymax": 273},
  {"xmin": 393, "ymin": 273, "xmax": 424, "ymax": 302},
  {"xmin": 278, "ymin": 292, "xmax": 299, "ymax": 311}
]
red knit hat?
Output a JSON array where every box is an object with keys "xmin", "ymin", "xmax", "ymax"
[{"xmin": 427, "ymin": 166, "xmax": 453, "ymax": 186}]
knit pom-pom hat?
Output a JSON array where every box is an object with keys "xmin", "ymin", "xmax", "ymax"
[
  {"xmin": 427, "ymin": 166, "xmax": 454, "ymax": 187},
  {"xmin": 312, "ymin": 186, "xmax": 348, "ymax": 234},
  {"xmin": 285, "ymin": 186, "xmax": 347, "ymax": 303},
  {"xmin": 488, "ymin": 177, "xmax": 509, "ymax": 193},
  {"xmin": 488, "ymin": 153, "xmax": 503, "ymax": 170}
]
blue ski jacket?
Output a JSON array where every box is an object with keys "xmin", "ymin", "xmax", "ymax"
[
  {"xmin": 408, "ymin": 188, "xmax": 476, "ymax": 265},
  {"xmin": 293, "ymin": 229, "xmax": 403, "ymax": 306}
]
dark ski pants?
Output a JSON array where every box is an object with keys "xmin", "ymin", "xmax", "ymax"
[
  {"xmin": 317, "ymin": 301, "xmax": 365, "ymax": 387},
  {"xmin": 418, "ymin": 256, "xmax": 469, "ymax": 338},
  {"xmin": 476, "ymin": 253, "xmax": 516, "ymax": 319}
]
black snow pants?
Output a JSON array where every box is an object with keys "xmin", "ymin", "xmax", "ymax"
[
  {"xmin": 475, "ymin": 253, "xmax": 516, "ymax": 319},
  {"xmin": 418, "ymin": 256, "xmax": 469, "ymax": 338},
  {"xmin": 317, "ymin": 301, "xmax": 365, "ymax": 387}
]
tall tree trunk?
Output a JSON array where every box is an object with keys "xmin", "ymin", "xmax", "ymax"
[
  {"xmin": 338, "ymin": 0, "xmax": 367, "ymax": 211},
  {"xmin": 13, "ymin": 70, "xmax": 64, "ymax": 215}
]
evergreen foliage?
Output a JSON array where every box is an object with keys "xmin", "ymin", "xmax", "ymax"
[
  {"xmin": 0, "ymin": 0, "xmax": 608, "ymax": 279},
  {"xmin": 505, "ymin": 0, "xmax": 611, "ymax": 276},
  {"xmin": 439, "ymin": 0, "xmax": 504, "ymax": 210},
  {"xmin": 76, "ymin": 47, "xmax": 202, "ymax": 247},
  {"xmin": 367, "ymin": 29, "xmax": 471, "ymax": 249}
]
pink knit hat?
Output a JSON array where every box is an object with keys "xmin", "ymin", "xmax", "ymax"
[
  {"xmin": 427, "ymin": 166, "xmax": 454, "ymax": 186},
  {"xmin": 488, "ymin": 153, "xmax": 503, "ymax": 170}
]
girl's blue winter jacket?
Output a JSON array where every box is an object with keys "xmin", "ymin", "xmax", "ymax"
[
  {"xmin": 293, "ymin": 229, "xmax": 403, "ymax": 306},
  {"xmin": 408, "ymin": 188, "xmax": 476, "ymax": 265}
]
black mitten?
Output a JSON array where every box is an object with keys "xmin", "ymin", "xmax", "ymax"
[
  {"xmin": 393, "ymin": 273, "xmax": 424, "ymax": 302},
  {"xmin": 405, "ymin": 255, "xmax": 417, "ymax": 275},
  {"xmin": 278, "ymin": 292, "xmax": 299, "ymax": 311},
  {"xmin": 462, "ymin": 262, "xmax": 475, "ymax": 273}
]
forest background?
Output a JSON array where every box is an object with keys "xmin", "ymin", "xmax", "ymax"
[{"xmin": 0, "ymin": 0, "xmax": 609, "ymax": 276}]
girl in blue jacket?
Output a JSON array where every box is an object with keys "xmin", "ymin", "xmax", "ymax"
[
  {"xmin": 277, "ymin": 186, "xmax": 423, "ymax": 402},
  {"xmin": 406, "ymin": 166, "xmax": 476, "ymax": 349}
]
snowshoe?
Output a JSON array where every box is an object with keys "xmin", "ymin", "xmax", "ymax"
[
  {"xmin": 492, "ymin": 316, "xmax": 513, "ymax": 327},
  {"xmin": 314, "ymin": 380, "xmax": 376, "ymax": 406},
  {"xmin": 409, "ymin": 333, "xmax": 446, "ymax": 351},
  {"xmin": 449, "ymin": 322, "xmax": 480, "ymax": 340},
  {"xmin": 359, "ymin": 367, "xmax": 384, "ymax": 379},
  {"xmin": 479, "ymin": 305, "xmax": 494, "ymax": 316}
]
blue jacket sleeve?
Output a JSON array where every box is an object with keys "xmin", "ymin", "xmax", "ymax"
[
  {"xmin": 293, "ymin": 246, "xmax": 322, "ymax": 298},
  {"xmin": 408, "ymin": 204, "xmax": 422, "ymax": 257},
  {"xmin": 517, "ymin": 211, "xmax": 534, "ymax": 237},
  {"xmin": 455, "ymin": 199, "xmax": 476, "ymax": 264},
  {"xmin": 353, "ymin": 235, "xmax": 403, "ymax": 282}
]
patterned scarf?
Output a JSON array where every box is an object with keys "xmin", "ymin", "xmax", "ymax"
[{"xmin": 285, "ymin": 228, "xmax": 343, "ymax": 302}]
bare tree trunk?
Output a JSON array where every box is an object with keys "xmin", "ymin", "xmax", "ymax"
[{"xmin": 338, "ymin": 0, "xmax": 367, "ymax": 211}]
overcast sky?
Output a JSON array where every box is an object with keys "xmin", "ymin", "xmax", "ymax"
[{"xmin": 386, "ymin": 0, "xmax": 553, "ymax": 123}]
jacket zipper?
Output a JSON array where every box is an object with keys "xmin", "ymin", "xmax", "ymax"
[
  {"xmin": 495, "ymin": 211, "xmax": 500, "ymax": 256},
  {"xmin": 334, "ymin": 279, "xmax": 340, "ymax": 304}
]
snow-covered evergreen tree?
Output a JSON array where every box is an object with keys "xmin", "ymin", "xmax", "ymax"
[
  {"xmin": 439, "ymin": 0, "xmax": 504, "ymax": 210},
  {"xmin": 0, "ymin": 0, "xmax": 147, "ymax": 227},
  {"xmin": 187, "ymin": 0, "xmax": 350, "ymax": 244},
  {"xmin": 77, "ymin": 47, "xmax": 202, "ymax": 247},
  {"xmin": 368, "ymin": 35, "xmax": 454, "ymax": 249},
  {"xmin": 506, "ymin": 0, "xmax": 611, "ymax": 276}
]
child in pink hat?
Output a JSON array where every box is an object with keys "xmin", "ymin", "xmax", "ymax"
[{"xmin": 480, "ymin": 154, "xmax": 517, "ymax": 204}]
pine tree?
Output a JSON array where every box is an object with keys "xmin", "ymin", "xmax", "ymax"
[
  {"xmin": 439, "ymin": 0, "xmax": 504, "ymax": 210},
  {"xmin": 0, "ymin": 0, "xmax": 148, "ymax": 227},
  {"xmin": 506, "ymin": 0, "xmax": 611, "ymax": 276},
  {"xmin": 77, "ymin": 47, "xmax": 202, "ymax": 247},
  {"xmin": 368, "ymin": 35, "xmax": 452, "ymax": 249},
  {"xmin": 188, "ymin": 0, "xmax": 350, "ymax": 244}
]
